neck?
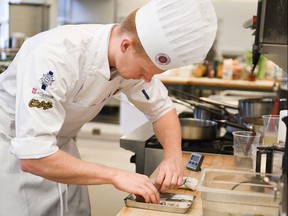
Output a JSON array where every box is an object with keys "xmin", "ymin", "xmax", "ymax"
[{"xmin": 108, "ymin": 25, "xmax": 119, "ymax": 67}]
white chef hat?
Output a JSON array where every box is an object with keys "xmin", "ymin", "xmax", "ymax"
[{"xmin": 136, "ymin": 0, "xmax": 217, "ymax": 70}]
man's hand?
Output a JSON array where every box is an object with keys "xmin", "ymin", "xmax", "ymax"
[
  {"xmin": 112, "ymin": 170, "xmax": 160, "ymax": 204},
  {"xmin": 154, "ymin": 155, "xmax": 183, "ymax": 192}
]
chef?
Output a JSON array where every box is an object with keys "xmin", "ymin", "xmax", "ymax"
[{"xmin": 0, "ymin": 0, "xmax": 217, "ymax": 215}]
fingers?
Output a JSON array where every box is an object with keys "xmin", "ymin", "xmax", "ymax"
[
  {"xmin": 113, "ymin": 171, "xmax": 160, "ymax": 204},
  {"xmin": 156, "ymin": 173, "xmax": 180, "ymax": 191},
  {"xmin": 136, "ymin": 180, "xmax": 160, "ymax": 204},
  {"xmin": 155, "ymin": 160, "xmax": 184, "ymax": 191}
]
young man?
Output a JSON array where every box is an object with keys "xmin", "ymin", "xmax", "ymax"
[{"xmin": 0, "ymin": 0, "xmax": 217, "ymax": 215}]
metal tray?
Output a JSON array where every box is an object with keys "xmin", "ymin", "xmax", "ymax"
[{"xmin": 124, "ymin": 192, "xmax": 195, "ymax": 214}]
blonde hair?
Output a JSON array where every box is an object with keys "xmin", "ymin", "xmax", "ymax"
[{"xmin": 118, "ymin": 9, "xmax": 149, "ymax": 60}]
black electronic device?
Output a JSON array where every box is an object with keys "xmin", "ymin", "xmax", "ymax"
[{"xmin": 186, "ymin": 153, "xmax": 204, "ymax": 172}]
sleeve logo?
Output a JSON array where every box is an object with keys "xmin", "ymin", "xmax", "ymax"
[
  {"xmin": 28, "ymin": 99, "xmax": 53, "ymax": 110},
  {"xmin": 41, "ymin": 71, "xmax": 54, "ymax": 90}
]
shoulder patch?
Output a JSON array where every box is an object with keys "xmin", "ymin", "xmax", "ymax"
[{"xmin": 41, "ymin": 71, "xmax": 54, "ymax": 90}]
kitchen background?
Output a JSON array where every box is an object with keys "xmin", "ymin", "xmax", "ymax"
[{"xmin": 0, "ymin": 0, "xmax": 287, "ymax": 215}]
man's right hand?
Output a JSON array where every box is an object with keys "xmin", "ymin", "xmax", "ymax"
[{"xmin": 112, "ymin": 170, "xmax": 160, "ymax": 204}]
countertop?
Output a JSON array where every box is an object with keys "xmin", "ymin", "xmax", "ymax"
[
  {"xmin": 116, "ymin": 153, "xmax": 236, "ymax": 216},
  {"xmin": 157, "ymin": 75, "xmax": 277, "ymax": 92}
]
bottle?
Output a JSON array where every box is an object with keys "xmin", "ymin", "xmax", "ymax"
[
  {"xmin": 222, "ymin": 58, "xmax": 233, "ymax": 80},
  {"xmin": 264, "ymin": 60, "xmax": 275, "ymax": 80}
]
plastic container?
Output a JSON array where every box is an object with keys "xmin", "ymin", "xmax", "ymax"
[{"xmin": 197, "ymin": 168, "xmax": 281, "ymax": 216}]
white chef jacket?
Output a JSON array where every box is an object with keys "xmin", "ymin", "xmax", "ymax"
[{"xmin": 0, "ymin": 24, "xmax": 174, "ymax": 215}]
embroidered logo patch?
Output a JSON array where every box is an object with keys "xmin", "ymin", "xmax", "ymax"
[
  {"xmin": 28, "ymin": 99, "xmax": 53, "ymax": 110},
  {"xmin": 31, "ymin": 88, "xmax": 54, "ymax": 99},
  {"xmin": 155, "ymin": 53, "xmax": 171, "ymax": 65},
  {"xmin": 41, "ymin": 71, "xmax": 54, "ymax": 90}
]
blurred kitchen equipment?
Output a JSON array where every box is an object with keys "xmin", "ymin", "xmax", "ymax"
[
  {"xmin": 278, "ymin": 110, "xmax": 288, "ymax": 143},
  {"xmin": 169, "ymin": 89, "xmax": 238, "ymax": 122},
  {"xmin": 171, "ymin": 97, "xmax": 224, "ymax": 121},
  {"xmin": 281, "ymin": 115, "xmax": 288, "ymax": 216},
  {"xmin": 180, "ymin": 118, "xmax": 218, "ymax": 141},
  {"xmin": 247, "ymin": 0, "xmax": 287, "ymax": 72},
  {"xmin": 214, "ymin": 119, "xmax": 255, "ymax": 136},
  {"xmin": 0, "ymin": 61, "xmax": 10, "ymax": 74},
  {"xmin": 249, "ymin": 0, "xmax": 288, "ymax": 212},
  {"xmin": 271, "ymin": 96, "xmax": 280, "ymax": 115},
  {"xmin": 255, "ymin": 144, "xmax": 284, "ymax": 174},
  {"xmin": 171, "ymin": 95, "xmax": 260, "ymax": 135},
  {"xmin": 193, "ymin": 104, "xmax": 223, "ymax": 120},
  {"xmin": 10, "ymin": 32, "xmax": 25, "ymax": 49},
  {"xmin": 9, "ymin": 3, "xmax": 50, "ymax": 36},
  {"xmin": 169, "ymin": 88, "xmax": 238, "ymax": 110},
  {"xmin": 238, "ymin": 97, "xmax": 288, "ymax": 118}
]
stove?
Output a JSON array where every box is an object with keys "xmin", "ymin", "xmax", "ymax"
[
  {"xmin": 146, "ymin": 133, "xmax": 233, "ymax": 155},
  {"xmin": 120, "ymin": 121, "xmax": 234, "ymax": 176}
]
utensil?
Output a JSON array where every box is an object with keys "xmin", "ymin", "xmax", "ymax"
[
  {"xmin": 268, "ymin": 97, "xmax": 280, "ymax": 132},
  {"xmin": 214, "ymin": 119, "xmax": 253, "ymax": 132}
]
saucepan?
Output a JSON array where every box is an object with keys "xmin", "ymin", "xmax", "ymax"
[
  {"xmin": 171, "ymin": 97, "xmax": 225, "ymax": 120},
  {"xmin": 238, "ymin": 97, "xmax": 288, "ymax": 118},
  {"xmin": 169, "ymin": 88, "xmax": 238, "ymax": 121},
  {"xmin": 173, "ymin": 98, "xmax": 254, "ymax": 135},
  {"xmin": 170, "ymin": 88, "xmax": 288, "ymax": 118},
  {"xmin": 180, "ymin": 118, "xmax": 218, "ymax": 141}
]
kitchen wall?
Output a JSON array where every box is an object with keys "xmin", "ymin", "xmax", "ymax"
[
  {"xmin": 69, "ymin": 0, "xmax": 116, "ymax": 24},
  {"xmin": 212, "ymin": 0, "xmax": 257, "ymax": 56}
]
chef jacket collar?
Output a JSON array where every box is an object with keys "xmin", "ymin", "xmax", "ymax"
[{"xmin": 89, "ymin": 24, "xmax": 117, "ymax": 81}]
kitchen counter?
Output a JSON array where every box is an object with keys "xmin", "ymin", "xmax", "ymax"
[
  {"xmin": 157, "ymin": 75, "xmax": 277, "ymax": 93},
  {"xmin": 116, "ymin": 153, "xmax": 236, "ymax": 216}
]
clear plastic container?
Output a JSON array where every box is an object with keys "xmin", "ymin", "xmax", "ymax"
[{"xmin": 197, "ymin": 168, "xmax": 281, "ymax": 216}]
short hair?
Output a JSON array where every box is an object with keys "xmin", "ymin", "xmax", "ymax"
[{"xmin": 118, "ymin": 9, "xmax": 149, "ymax": 60}]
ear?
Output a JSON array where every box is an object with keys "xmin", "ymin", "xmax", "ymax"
[{"xmin": 120, "ymin": 38, "xmax": 133, "ymax": 53}]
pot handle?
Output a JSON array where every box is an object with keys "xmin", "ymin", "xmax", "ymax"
[{"xmin": 214, "ymin": 119, "xmax": 252, "ymax": 131}]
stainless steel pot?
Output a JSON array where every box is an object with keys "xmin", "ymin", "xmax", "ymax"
[
  {"xmin": 238, "ymin": 97, "xmax": 288, "ymax": 118},
  {"xmin": 180, "ymin": 118, "xmax": 218, "ymax": 141},
  {"xmin": 193, "ymin": 105, "xmax": 223, "ymax": 120},
  {"xmin": 171, "ymin": 97, "xmax": 225, "ymax": 120}
]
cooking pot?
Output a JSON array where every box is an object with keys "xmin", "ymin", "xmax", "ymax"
[
  {"xmin": 171, "ymin": 97, "xmax": 225, "ymax": 120},
  {"xmin": 238, "ymin": 97, "xmax": 288, "ymax": 118},
  {"xmin": 180, "ymin": 118, "xmax": 218, "ymax": 141},
  {"xmin": 169, "ymin": 88, "xmax": 237, "ymax": 121},
  {"xmin": 193, "ymin": 105, "xmax": 223, "ymax": 120}
]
